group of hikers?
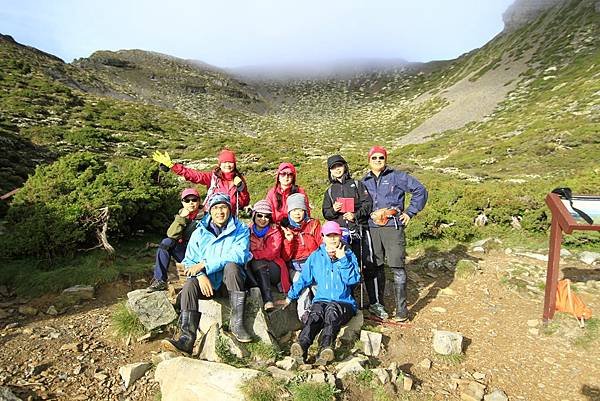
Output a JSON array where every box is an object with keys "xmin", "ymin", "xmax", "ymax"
[{"xmin": 149, "ymin": 146, "xmax": 428, "ymax": 365}]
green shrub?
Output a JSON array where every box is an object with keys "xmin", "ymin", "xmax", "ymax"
[
  {"xmin": 239, "ymin": 374, "xmax": 285, "ymax": 401},
  {"xmin": 288, "ymin": 382, "xmax": 337, "ymax": 401},
  {"xmin": 111, "ymin": 302, "xmax": 147, "ymax": 339},
  {"xmin": 0, "ymin": 152, "xmax": 179, "ymax": 259}
]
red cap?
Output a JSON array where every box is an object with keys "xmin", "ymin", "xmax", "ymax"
[
  {"xmin": 368, "ymin": 146, "xmax": 387, "ymax": 160},
  {"xmin": 181, "ymin": 188, "xmax": 200, "ymax": 200},
  {"xmin": 322, "ymin": 221, "xmax": 342, "ymax": 236},
  {"xmin": 277, "ymin": 162, "xmax": 296, "ymax": 176},
  {"xmin": 218, "ymin": 149, "xmax": 237, "ymax": 164}
]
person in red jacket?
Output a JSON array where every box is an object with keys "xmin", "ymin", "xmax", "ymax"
[
  {"xmin": 281, "ymin": 193, "xmax": 321, "ymax": 321},
  {"xmin": 266, "ymin": 162, "xmax": 311, "ymax": 223},
  {"xmin": 152, "ymin": 149, "xmax": 250, "ymax": 215},
  {"xmin": 248, "ymin": 200, "xmax": 290, "ymax": 311}
]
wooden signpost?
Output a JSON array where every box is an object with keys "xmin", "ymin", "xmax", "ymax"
[{"xmin": 542, "ymin": 192, "xmax": 600, "ymax": 322}]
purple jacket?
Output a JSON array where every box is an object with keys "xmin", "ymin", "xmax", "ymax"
[{"xmin": 362, "ymin": 167, "xmax": 428, "ymax": 228}]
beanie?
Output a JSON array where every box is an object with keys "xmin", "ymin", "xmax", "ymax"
[
  {"xmin": 286, "ymin": 193, "xmax": 307, "ymax": 213},
  {"xmin": 207, "ymin": 193, "xmax": 231, "ymax": 210},
  {"xmin": 252, "ymin": 200, "xmax": 272, "ymax": 215},
  {"xmin": 368, "ymin": 146, "xmax": 387, "ymax": 160}
]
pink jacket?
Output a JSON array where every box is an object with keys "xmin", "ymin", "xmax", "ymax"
[
  {"xmin": 250, "ymin": 224, "xmax": 290, "ymax": 293},
  {"xmin": 172, "ymin": 164, "xmax": 250, "ymax": 214},
  {"xmin": 265, "ymin": 163, "xmax": 311, "ymax": 223}
]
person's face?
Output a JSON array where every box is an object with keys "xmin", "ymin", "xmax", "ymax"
[
  {"xmin": 323, "ymin": 233, "xmax": 341, "ymax": 250},
  {"xmin": 220, "ymin": 162, "xmax": 235, "ymax": 173},
  {"xmin": 289, "ymin": 208, "xmax": 305, "ymax": 224},
  {"xmin": 254, "ymin": 212, "xmax": 271, "ymax": 229},
  {"xmin": 278, "ymin": 171, "xmax": 294, "ymax": 188},
  {"xmin": 210, "ymin": 204, "xmax": 230, "ymax": 226},
  {"xmin": 181, "ymin": 196, "xmax": 200, "ymax": 212},
  {"xmin": 369, "ymin": 153, "xmax": 386, "ymax": 173},
  {"xmin": 330, "ymin": 163, "xmax": 345, "ymax": 179}
]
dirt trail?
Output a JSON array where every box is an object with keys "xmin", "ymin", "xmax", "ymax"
[{"xmin": 0, "ymin": 250, "xmax": 598, "ymax": 400}]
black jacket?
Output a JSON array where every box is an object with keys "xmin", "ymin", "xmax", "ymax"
[{"xmin": 322, "ymin": 177, "xmax": 373, "ymax": 230}]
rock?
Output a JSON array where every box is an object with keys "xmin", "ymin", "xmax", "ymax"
[
  {"xmin": 46, "ymin": 306, "xmax": 59, "ymax": 316},
  {"xmin": 403, "ymin": 375, "xmax": 414, "ymax": 391},
  {"xmin": 432, "ymin": 307, "xmax": 447, "ymax": 313},
  {"xmin": 155, "ymin": 357, "xmax": 260, "ymax": 401},
  {"xmin": 0, "ymin": 386, "xmax": 23, "ymax": 401},
  {"xmin": 484, "ymin": 389, "xmax": 509, "ymax": 401},
  {"xmin": 461, "ymin": 380, "xmax": 486, "ymax": 401},
  {"xmin": 245, "ymin": 302, "xmax": 277, "ymax": 346},
  {"xmin": 360, "ymin": 330, "xmax": 383, "ymax": 356},
  {"xmin": 60, "ymin": 342, "xmax": 82, "ymax": 352},
  {"xmin": 470, "ymin": 238, "xmax": 501, "ymax": 252},
  {"xmin": 198, "ymin": 298, "xmax": 229, "ymax": 333},
  {"xmin": 267, "ymin": 304, "xmax": 302, "ymax": 338},
  {"xmin": 336, "ymin": 355, "xmax": 368, "ymax": 379},
  {"xmin": 266, "ymin": 366, "xmax": 295, "ymax": 382},
  {"xmin": 528, "ymin": 328, "xmax": 539, "ymax": 336},
  {"xmin": 18, "ymin": 305, "xmax": 38, "ymax": 316},
  {"xmin": 440, "ymin": 288, "xmax": 457, "ymax": 296},
  {"xmin": 197, "ymin": 323, "xmax": 220, "ymax": 362},
  {"xmin": 417, "ymin": 358, "xmax": 432, "ymax": 370},
  {"xmin": 515, "ymin": 252, "xmax": 548, "ymax": 262},
  {"xmin": 152, "ymin": 352, "xmax": 177, "ymax": 366},
  {"xmin": 339, "ymin": 310, "xmax": 363, "ymax": 343},
  {"xmin": 472, "ymin": 372, "xmax": 486, "ymax": 381},
  {"xmin": 527, "ymin": 319, "xmax": 539, "ymax": 327},
  {"xmin": 560, "ymin": 249, "xmax": 572, "ymax": 257},
  {"xmin": 371, "ymin": 368, "xmax": 389, "ymax": 384},
  {"xmin": 62, "ymin": 285, "xmax": 95, "ymax": 300},
  {"xmin": 119, "ymin": 362, "xmax": 152, "ymax": 389},
  {"xmin": 126, "ymin": 289, "xmax": 177, "ymax": 331},
  {"xmin": 580, "ymin": 251, "xmax": 600, "ymax": 265},
  {"xmin": 304, "ymin": 369, "xmax": 334, "ymax": 384},
  {"xmin": 503, "ymin": 0, "xmax": 564, "ymax": 31},
  {"xmin": 220, "ymin": 332, "xmax": 250, "ymax": 359},
  {"xmin": 276, "ymin": 356, "xmax": 298, "ymax": 371},
  {"xmin": 472, "ymin": 246, "xmax": 485, "ymax": 253},
  {"xmin": 433, "ymin": 330, "xmax": 463, "ymax": 355}
]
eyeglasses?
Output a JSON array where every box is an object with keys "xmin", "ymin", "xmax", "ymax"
[
  {"xmin": 182, "ymin": 197, "xmax": 199, "ymax": 203},
  {"xmin": 255, "ymin": 213, "xmax": 271, "ymax": 219},
  {"xmin": 279, "ymin": 173, "xmax": 294, "ymax": 177},
  {"xmin": 370, "ymin": 156, "xmax": 385, "ymax": 161}
]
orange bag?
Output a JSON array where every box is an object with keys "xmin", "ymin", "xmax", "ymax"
[
  {"xmin": 371, "ymin": 208, "xmax": 398, "ymax": 226},
  {"xmin": 555, "ymin": 279, "xmax": 592, "ymax": 320}
]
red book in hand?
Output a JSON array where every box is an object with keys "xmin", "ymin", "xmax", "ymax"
[{"xmin": 336, "ymin": 197, "xmax": 355, "ymax": 213}]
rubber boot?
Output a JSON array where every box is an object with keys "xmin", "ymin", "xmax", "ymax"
[
  {"xmin": 161, "ymin": 310, "xmax": 200, "ymax": 354},
  {"xmin": 229, "ymin": 291, "xmax": 252, "ymax": 343},
  {"xmin": 256, "ymin": 267, "xmax": 275, "ymax": 311},
  {"xmin": 392, "ymin": 268, "xmax": 408, "ymax": 321},
  {"xmin": 376, "ymin": 268, "xmax": 386, "ymax": 307}
]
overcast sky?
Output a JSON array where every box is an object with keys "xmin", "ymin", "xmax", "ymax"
[{"xmin": 1, "ymin": 0, "xmax": 515, "ymax": 68}]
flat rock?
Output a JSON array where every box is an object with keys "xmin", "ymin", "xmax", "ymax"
[
  {"xmin": 126, "ymin": 289, "xmax": 177, "ymax": 331},
  {"xmin": 155, "ymin": 357, "xmax": 260, "ymax": 401},
  {"xmin": 119, "ymin": 362, "xmax": 152, "ymax": 389},
  {"xmin": 0, "ymin": 386, "xmax": 22, "ymax": 401},
  {"xmin": 580, "ymin": 251, "xmax": 600, "ymax": 265},
  {"xmin": 360, "ymin": 330, "xmax": 382, "ymax": 356},
  {"xmin": 18, "ymin": 305, "xmax": 38, "ymax": 316},
  {"xmin": 484, "ymin": 389, "xmax": 509, "ymax": 401},
  {"xmin": 371, "ymin": 368, "xmax": 389, "ymax": 384},
  {"xmin": 62, "ymin": 285, "xmax": 95, "ymax": 300},
  {"xmin": 275, "ymin": 356, "xmax": 298, "ymax": 371}
]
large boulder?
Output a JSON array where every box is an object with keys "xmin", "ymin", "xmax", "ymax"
[
  {"xmin": 155, "ymin": 357, "xmax": 261, "ymax": 401},
  {"xmin": 126, "ymin": 289, "xmax": 177, "ymax": 331}
]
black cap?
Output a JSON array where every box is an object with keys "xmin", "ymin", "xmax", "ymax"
[{"xmin": 327, "ymin": 154, "xmax": 346, "ymax": 170}]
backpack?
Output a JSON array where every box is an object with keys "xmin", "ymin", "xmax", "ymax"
[{"xmin": 555, "ymin": 279, "xmax": 592, "ymax": 323}]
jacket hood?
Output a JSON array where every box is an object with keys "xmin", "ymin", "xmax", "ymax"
[
  {"xmin": 327, "ymin": 155, "xmax": 351, "ymax": 183},
  {"xmin": 275, "ymin": 162, "xmax": 297, "ymax": 186}
]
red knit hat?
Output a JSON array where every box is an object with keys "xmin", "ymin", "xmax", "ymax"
[
  {"xmin": 218, "ymin": 149, "xmax": 237, "ymax": 164},
  {"xmin": 368, "ymin": 146, "xmax": 387, "ymax": 160}
]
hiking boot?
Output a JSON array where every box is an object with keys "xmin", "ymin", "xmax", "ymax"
[
  {"xmin": 315, "ymin": 347, "xmax": 335, "ymax": 366},
  {"xmin": 368, "ymin": 303, "xmax": 389, "ymax": 319},
  {"xmin": 290, "ymin": 341, "xmax": 306, "ymax": 364},
  {"xmin": 147, "ymin": 279, "xmax": 167, "ymax": 292},
  {"xmin": 263, "ymin": 301, "xmax": 275, "ymax": 312},
  {"xmin": 390, "ymin": 314, "xmax": 409, "ymax": 323}
]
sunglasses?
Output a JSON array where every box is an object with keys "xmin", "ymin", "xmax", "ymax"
[
  {"xmin": 182, "ymin": 197, "xmax": 199, "ymax": 203},
  {"xmin": 370, "ymin": 156, "xmax": 385, "ymax": 161},
  {"xmin": 279, "ymin": 172, "xmax": 294, "ymax": 177},
  {"xmin": 255, "ymin": 213, "xmax": 271, "ymax": 219}
]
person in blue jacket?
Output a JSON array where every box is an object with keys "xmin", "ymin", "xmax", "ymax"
[
  {"xmin": 362, "ymin": 145, "xmax": 428, "ymax": 322},
  {"xmin": 162, "ymin": 193, "xmax": 253, "ymax": 354},
  {"xmin": 285, "ymin": 221, "xmax": 361, "ymax": 366}
]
